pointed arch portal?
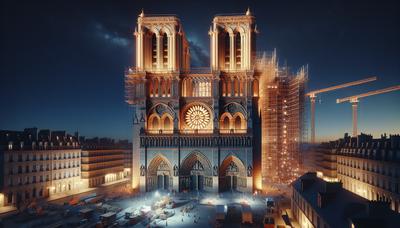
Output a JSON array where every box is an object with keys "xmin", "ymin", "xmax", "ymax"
[
  {"xmin": 179, "ymin": 151, "xmax": 213, "ymax": 191},
  {"xmin": 147, "ymin": 154, "xmax": 173, "ymax": 191},
  {"xmin": 219, "ymin": 155, "xmax": 247, "ymax": 192}
]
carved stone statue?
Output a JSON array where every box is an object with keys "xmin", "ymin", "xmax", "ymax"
[
  {"xmin": 173, "ymin": 165, "xmax": 179, "ymax": 176},
  {"xmin": 140, "ymin": 165, "xmax": 146, "ymax": 176},
  {"xmin": 213, "ymin": 165, "xmax": 219, "ymax": 176},
  {"xmin": 247, "ymin": 165, "xmax": 253, "ymax": 177}
]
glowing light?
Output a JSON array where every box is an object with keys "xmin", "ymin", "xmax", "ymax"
[
  {"xmin": 154, "ymin": 190, "xmax": 160, "ymax": 197},
  {"xmin": 185, "ymin": 105, "xmax": 210, "ymax": 129},
  {"xmin": 317, "ymin": 171, "xmax": 339, "ymax": 182},
  {"xmin": 0, "ymin": 193, "xmax": 4, "ymax": 206}
]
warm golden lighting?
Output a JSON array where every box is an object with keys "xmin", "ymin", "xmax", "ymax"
[
  {"xmin": 185, "ymin": 105, "xmax": 210, "ymax": 129},
  {"xmin": 317, "ymin": 171, "xmax": 339, "ymax": 182},
  {"xmin": 0, "ymin": 193, "xmax": 4, "ymax": 207}
]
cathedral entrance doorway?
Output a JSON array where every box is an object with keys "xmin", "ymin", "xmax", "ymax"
[
  {"xmin": 180, "ymin": 151, "xmax": 212, "ymax": 192},
  {"xmin": 157, "ymin": 174, "xmax": 170, "ymax": 190},
  {"xmin": 220, "ymin": 155, "xmax": 247, "ymax": 192},
  {"xmin": 189, "ymin": 174, "xmax": 204, "ymax": 191},
  {"xmin": 225, "ymin": 175, "xmax": 238, "ymax": 191},
  {"xmin": 147, "ymin": 155, "xmax": 172, "ymax": 191}
]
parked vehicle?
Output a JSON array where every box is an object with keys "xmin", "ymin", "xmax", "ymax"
[
  {"xmin": 100, "ymin": 212, "xmax": 117, "ymax": 226},
  {"xmin": 241, "ymin": 204, "xmax": 253, "ymax": 224},
  {"xmin": 215, "ymin": 205, "xmax": 227, "ymax": 221},
  {"xmin": 264, "ymin": 216, "xmax": 275, "ymax": 228}
]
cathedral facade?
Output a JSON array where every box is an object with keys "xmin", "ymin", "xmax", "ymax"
[{"xmin": 126, "ymin": 10, "xmax": 261, "ymax": 193}]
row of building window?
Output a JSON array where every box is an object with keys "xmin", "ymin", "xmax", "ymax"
[
  {"xmin": 292, "ymin": 189, "xmax": 328, "ymax": 228},
  {"xmin": 7, "ymin": 172, "xmax": 80, "ymax": 187},
  {"xmin": 337, "ymin": 156, "xmax": 399, "ymax": 177},
  {"xmin": 339, "ymin": 148, "xmax": 400, "ymax": 161},
  {"xmin": 8, "ymin": 152, "xmax": 80, "ymax": 162},
  {"xmin": 338, "ymin": 167, "xmax": 400, "ymax": 194},
  {"xmin": 9, "ymin": 163, "xmax": 80, "ymax": 174}
]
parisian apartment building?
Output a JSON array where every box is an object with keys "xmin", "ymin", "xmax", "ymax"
[
  {"xmin": 310, "ymin": 133, "xmax": 400, "ymax": 213},
  {"xmin": 0, "ymin": 128, "xmax": 82, "ymax": 209},
  {"xmin": 0, "ymin": 128, "xmax": 132, "ymax": 209},
  {"xmin": 292, "ymin": 172, "xmax": 400, "ymax": 228},
  {"xmin": 80, "ymin": 137, "xmax": 132, "ymax": 188}
]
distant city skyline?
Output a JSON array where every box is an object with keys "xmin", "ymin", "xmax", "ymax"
[{"xmin": 1, "ymin": 0, "xmax": 399, "ymax": 141}]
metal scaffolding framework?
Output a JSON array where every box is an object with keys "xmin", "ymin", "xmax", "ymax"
[{"xmin": 256, "ymin": 51, "xmax": 307, "ymax": 187}]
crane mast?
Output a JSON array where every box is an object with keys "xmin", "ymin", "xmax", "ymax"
[
  {"xmin": 336, "ymin": 85, "xmax": 400, "ymax": 137},
  {"xmin": 307, "ymin": 76, "xmax": 377, "ymax": 143}
]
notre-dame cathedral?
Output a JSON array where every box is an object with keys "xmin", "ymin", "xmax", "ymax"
[{"xmin": 125, "ymin": 9, "xmax": 306, "ymax": 193}]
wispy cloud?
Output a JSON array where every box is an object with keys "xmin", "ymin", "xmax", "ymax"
[
  {"xmin": 188, "ymin": 40, "xmax": 209, "ymax": 67},
  {"xmin": 93, "ymin": 22, "xmax": 131, "ymax": 48}
]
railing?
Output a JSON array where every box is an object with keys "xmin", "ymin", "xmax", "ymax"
[
  {"xmin": 219, "ymin": 129, "xmax": 247, "ymax": 134},
  {"xmin": 140, "ymin": 134, "xmax": 253, "ymax": 148},
  {"xmin": 214, "ymin": 12, "xmax": 247, "ymax": 16},
  {"xmin": 180, "ymin": 67, "xmax": 212, "ymax": 74},
  {"xmin": 179, "ymin": 129, "xmax": 214, "ymax": 134},
  {"xmin": 145, "ymin": 129, "xmax": 248, "ymax": 135},
  {"xmin": 125, "ymin": 67, "xmax": 213, "ymax": 75},
  {"xmin": 146, "ymin": 130, "xmax": 174, "ymax": 135},
  {"xmin": 142, "ymin": 13, "xmax": 179, "ymax": 17}
]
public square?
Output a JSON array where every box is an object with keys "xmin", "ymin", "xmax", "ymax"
[{"xmin": 1, "ymin": 189, "xmax": 294, "ymax": 228}]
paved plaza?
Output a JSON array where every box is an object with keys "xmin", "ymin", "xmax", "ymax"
[{"xmin": 0, "ymin": 189, "xmax": 296, "ymax": 228}]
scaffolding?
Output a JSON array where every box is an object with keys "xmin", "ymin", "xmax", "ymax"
[{"xmin": 256, "ymin": 51, "xmax": 307, "ymax": 188}]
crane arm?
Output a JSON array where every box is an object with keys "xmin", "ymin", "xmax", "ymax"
[
  {"xmin": 306, "ymin": 76, "xmax": 377, "ymax": 97},
  {"xmin": 336, "ymin": 85, "xmax": 400, "ymax": 103}
]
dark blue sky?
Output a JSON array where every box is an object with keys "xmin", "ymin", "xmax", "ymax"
[{"xmin": 1, "ymin": 0, "xmax": 399, "ymax": 141}]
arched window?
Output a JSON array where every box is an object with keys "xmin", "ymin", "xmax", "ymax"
[
  {"xmin": 164, "ymin": 117, "xmax": 171, "ymax": 130},
  {"xmin": 226, "ymin": 78, "xmax": 232, "ymax": 97},
  {"xmin": 151, "ymin": 33, "xmax": 157, "ymax": 67},
  {"xmin": 162, "ymin": 33, "xmax": 168, "ymax": 68},
  {"xmin": 153, "ymin": 78, "xmax": 159, "ymax": 97},
  {"xmin": 235, "ymin": 33, "xmax": 241, "ymax": 68},
  {"xmin": 224, "ymin": 33, "xmax": 230, "ymax": 68},
  {"xmin": 220, "ymin": 113, "xmax": 232, "ymax": 134},
  {"xmin": 253, "ymin": 79, "xmax": 259, "ymax": 97},
  {"xmin": 161, "ymin": 79, "xmax": 167, "ymax": 97},
  {"xmin": 162, "ymin": 114, "xmax": 173, "ymax": 134},
  {"xmin": 167, "ymin": 79, "xmax": 171, "ymax": 97},
  {"xmin": 240, "ymin": 80, "xmax": 245, "ymax": 96},
  {"xmin": 192, "ymin": 80, "xmax": 211, "ymax": 97},
  {"xmin": 222, "ymin": 116, "xmax": 230, "ymax": 130},
  {"xmin": 148, "ymin": 115, "xmax": 160, "ymax": 133},
  {"xmin": 152, "ymin": 118, "xmax": 159, "ymax": 129},
  {"xmin": 232, "ymin": 112, "xmax": 246, "ymax": 133},
  {"xmin": 234, "ymin": 78, "xmax": 240, "ymax": 96},
  {"xmin": 234, "ymin": 116, "xmax": 241, "ymax": 130}
]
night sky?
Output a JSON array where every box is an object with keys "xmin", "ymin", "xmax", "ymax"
[{"xmin": 1, "ymin": 0, "xmax": 399, "ymax": 141}]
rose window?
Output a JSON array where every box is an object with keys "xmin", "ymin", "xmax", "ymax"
[{"xmin": 185, "ymin": 105, "xmax": 210, "ymax": 129}]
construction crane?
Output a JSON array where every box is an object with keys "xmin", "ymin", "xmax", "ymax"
[
  {"xmin": 306, "ymin": 76, "xmax": 377, "ymax": 144},
  {"xmin": 336, "ymin": 85, "xmax": 400, "ymax": 137}
]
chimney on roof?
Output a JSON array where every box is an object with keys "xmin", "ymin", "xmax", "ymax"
[{"xmin": 390, "ymin": 134, "xmax": 400, "ymax": 148}]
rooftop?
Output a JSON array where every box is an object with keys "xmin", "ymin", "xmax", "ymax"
[{"xmin": 293, "ymin": 172, "xmax": 400, "ymax": 228}]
